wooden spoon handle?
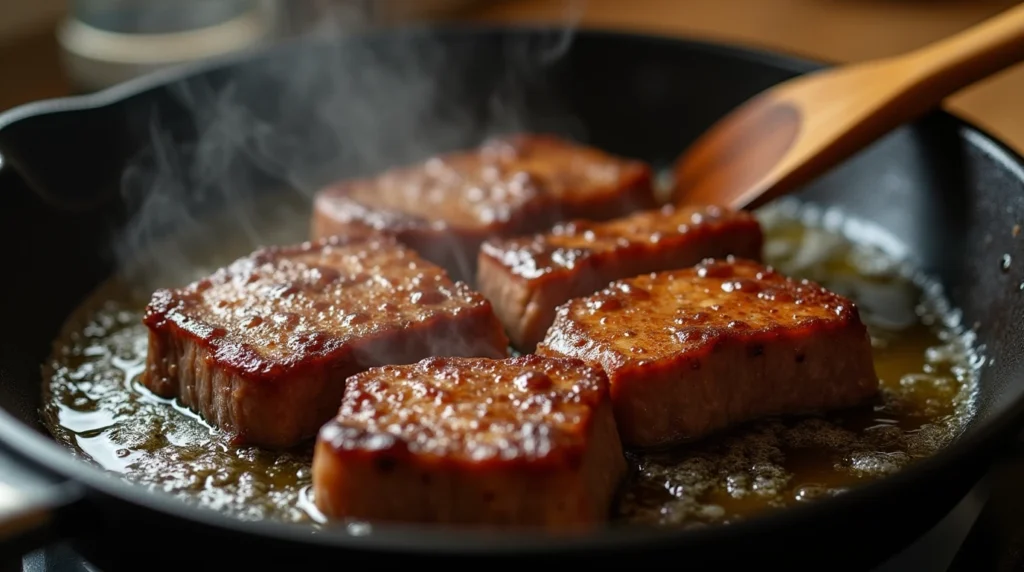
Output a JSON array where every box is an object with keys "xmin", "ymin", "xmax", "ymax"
[
  {"xmin": 901, "ymin": 3, "xmax": 1024, "ymax": 105},
  {"xmin": 671, "ymin": 3, "xmax": 1024, "ymax": 211}
]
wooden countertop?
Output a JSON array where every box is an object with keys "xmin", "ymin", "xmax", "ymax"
[
  {"xmin": 2, "ymin": 1, "xmax": 1023, "ymax": 151},
  {"xmin": 457, "ymin": 0, "xmax": 1024, "ymax": 153}
]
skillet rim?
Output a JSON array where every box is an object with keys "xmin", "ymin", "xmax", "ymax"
[{"xmin": 0, "ymin": 22, "xmax": 1022, "ymax": 555}]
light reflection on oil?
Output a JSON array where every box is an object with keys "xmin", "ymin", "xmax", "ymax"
[{"xmin": 40, "ymin": 198, "xmax": 980, "ymax": 527}]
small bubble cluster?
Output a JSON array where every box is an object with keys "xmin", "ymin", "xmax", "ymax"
[{"xmin": 41, "ymin": 281, "xmax": 319, "ymax": 525}]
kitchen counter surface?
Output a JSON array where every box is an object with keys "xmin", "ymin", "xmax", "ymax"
[
  {"xmin": 457, "ymin": 0, "xmax": 1024, "ymax": 154},
  {"xmin": 2, "ymin": 1, "xmax": 1022, "ymax": 154}
]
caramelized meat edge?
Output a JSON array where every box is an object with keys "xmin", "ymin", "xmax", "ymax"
[
  {"xmin": 142, "ymin": 234, "xmax": 509, "ymax": 448},
  {"xmin": 537, "ymin": 257, "xmax": 880, "ymax": 447},
  {"xmin": 311, "ymin": 134, "xmax": 657, "ymax": 284},
  {"xmin": 312, "ymin": 355, "xmax": 628, "ymax": 528},
  {"xmin": 478, "ymin": 204, "xmax": 764, "ymax": 351}
]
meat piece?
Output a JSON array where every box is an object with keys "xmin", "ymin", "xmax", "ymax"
[
  {"xmin": 478, "ymin": 204, "xmax": 764, "ymax": 351},
  {"xmin": 311, "ymin": 134, "xmax": 656, "ymax": 285},
  {"xmin": 141, "ymin": 234, "xmax": 510, "ymax": 449},
  {"xmin": 536, "ymin": 257, "xmax": 879, "ymax": 448},
  {"xmin": 312, "ymin": 354, "xmax": 627, "ymax": 528}
]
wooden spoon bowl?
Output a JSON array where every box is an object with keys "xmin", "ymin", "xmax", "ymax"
[{"xmin": 671, "ymin": 3, "xmax": 1024, "ymax": 210}]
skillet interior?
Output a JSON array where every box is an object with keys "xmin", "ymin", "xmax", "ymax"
[{"xmin": 1, "ymin": 24, "xmax": 1024, "ymax": 569}]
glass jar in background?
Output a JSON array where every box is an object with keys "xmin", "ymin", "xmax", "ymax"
[
  {"xmin": 58, "ymin": 0, "xmax": 281, "ymax": 92},
  {"xmin": 56, "ymin": 0, "xmax": 485, "ymax": 93},
  {"xmin": 69, "ymin": 0, "xmax": 262, "ymax": 35}
]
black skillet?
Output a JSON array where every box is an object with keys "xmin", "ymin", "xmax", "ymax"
[{"xmin": 1, "ymin": 25, "xmax": 1023, "ymax": 571}]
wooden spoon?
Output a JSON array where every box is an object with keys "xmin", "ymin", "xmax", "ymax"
[{"xmin": 671, "ymin": 2, "xmax": 1024, "ymax": 210}]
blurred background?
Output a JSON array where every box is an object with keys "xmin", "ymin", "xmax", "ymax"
[{"xmin": 0, "ymin": 0, "xmax": 1021, "ymax": 153}]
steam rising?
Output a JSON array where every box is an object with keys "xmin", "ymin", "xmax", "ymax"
[{"xmin": 114, "ymin": 1, "xmax": 586, "ymax": 288}]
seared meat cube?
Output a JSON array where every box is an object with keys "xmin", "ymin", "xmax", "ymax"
[
  {"xmin": 142, "ymin": 234, "xmax": 509, "ymax": 449},
  {"xmin": 312, "ymin": 134, "xmax": 656, "ymax": 284},
  {"xmin": 537, "ymin": 257, "xmax": 879, "ymax": 448},
  {"xmin": 311, "ymin": 355, "xmax": 627, "ymax": 528},
  {"xmin": 478, "ymin": 205, "xmax": 763, "ymax": 351}
]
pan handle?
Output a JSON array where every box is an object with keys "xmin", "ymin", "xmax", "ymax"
[{"xmin": 0, "ymin": 444, "xmax": 85, "ymax": 561}]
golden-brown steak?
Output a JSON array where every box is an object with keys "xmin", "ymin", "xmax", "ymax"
[
  {"xmin": 478, "ymin": 205, "xmax": 763, "ymax": 351},
  {"xmin": 311, "ymin": 134, "xmax": 656, "ymax": 285},
  {"xmin": 311, "ymin": 355, "xmax": 627, "ymax": 529},
  {"xmin": 141, "ymin": 233, "xmax": 510, "ymax": 449},
  {"xmin": 536, "ymin": 257, "xmax": 879, "ymax": 448}
]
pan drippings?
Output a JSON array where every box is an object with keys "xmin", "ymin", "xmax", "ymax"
[{"xmin": 40, "ymin": 198, "xmax": 980, "ymax": 528}]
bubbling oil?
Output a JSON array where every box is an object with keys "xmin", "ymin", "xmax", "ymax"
[{"xmin": 41, "ymin": 197, "xmax": 980, "ymax": 527}]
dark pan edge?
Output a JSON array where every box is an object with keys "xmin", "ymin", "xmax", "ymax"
[
  {"xmin": 0, "ymin": 23, "xmax": 1019, "ymax": 557},
  {"xmin": 0, "ymin": 23, "xmax": 827, "ymax": 130}
]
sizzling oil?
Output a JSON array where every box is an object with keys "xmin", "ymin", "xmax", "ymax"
[{"xmin": 41, "ymin": 198, "xmax": 979, "ymax": 528}]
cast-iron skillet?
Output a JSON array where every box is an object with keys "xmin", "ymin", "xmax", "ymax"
[{"xmin": 0, "ymin": 25, "xmax": 1023, "ymax": 571}]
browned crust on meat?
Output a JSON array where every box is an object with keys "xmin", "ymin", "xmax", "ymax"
[
  {"xmin": 143, "ymin": 330, "xmax": 348, "ymax": 449},
  {"xmin": 311, "ymin": 134, "xmax": 656, "ymax": 284},
  {"xmin": 477, "ymin": 205, "xmax": 764, "ymax": 351},
  {"xmin": 141, "ymin": 234, "xmax": 510, "ymax": 448},
  {"xmin": 311, "ymin": 355, "xmax": 628, "ymax": 528},
  {"xmin": 536, "ymin": 257, "xmax": 880, "ymax": 448}
]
